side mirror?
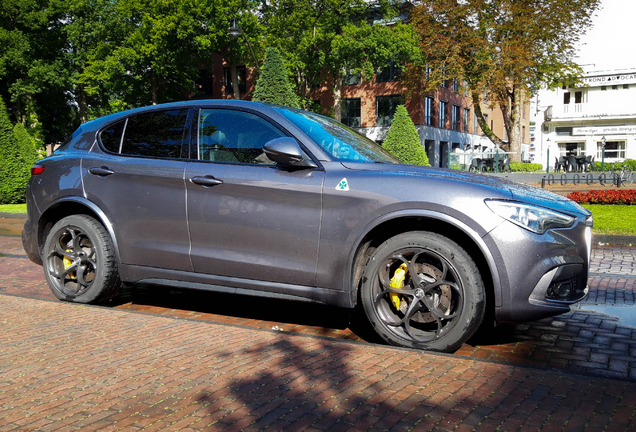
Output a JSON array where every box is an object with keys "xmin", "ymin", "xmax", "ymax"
[{"xmin": 263, "ymin": 137, "xmax": 317, "ymax": 168}]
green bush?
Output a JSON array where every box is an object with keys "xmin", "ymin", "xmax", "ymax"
[
  {"xmin": 510, "ymin": 162, "xmax": 543, "ymax": 172},
  {"xmin": 593, "ymin": 159, "xmax": 636, "ymax": 172},
  {"xmin": 252, "ymin": 47, "xmax": 300, "ymax": 108},
  {"xmin": 382, "ymin": 105, "xmax": 430, "ymax": 166}
]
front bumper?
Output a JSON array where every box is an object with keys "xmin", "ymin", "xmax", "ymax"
[{"xmin": 488, "ymin": 215, "xmax": 592, "ymax": 323}]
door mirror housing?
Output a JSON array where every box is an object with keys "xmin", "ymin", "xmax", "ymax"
[{"xmin": 263, "ymin": 138, "xmax": 317, "ymax": 168}]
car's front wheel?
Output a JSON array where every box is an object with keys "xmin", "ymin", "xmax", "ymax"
[
  {"xmin": 360, "ymin": 231, "xmax": 485, "ymax": 352},
  {"xmin": 43, "ymin": 215, "xmax": 121, "ymax": 303}
]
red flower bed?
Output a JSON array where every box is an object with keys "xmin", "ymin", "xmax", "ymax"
[{"xmin": 567, "ymin": 189, "xmax": 636, "ymax": 205}]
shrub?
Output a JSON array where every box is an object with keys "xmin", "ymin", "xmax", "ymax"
[
  {"xmin": 0, "ymin": 97, "xmax": 23, "ymax": 204},
  {"xmin": 593, "ymin": 159, "xmax": 636, "ymax": 172},
  {"xmin": 510, "ymin": 162, "xmax": 543, "ymax": 172},
  {"xmin": 567, "ymin": 189, "xmax": 636, "ymax": 205},
  {"xmin": 252, "ymin": 47, "xmax": 300, "ymax": 108},
  {"xmin": 382, "ymin": 105, "xmax": 430, "ymax": 166}
]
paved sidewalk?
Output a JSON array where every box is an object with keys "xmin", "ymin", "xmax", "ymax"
[{"xmin": 1, "ymin": 294, "xmax": 636, "ymax": 432}]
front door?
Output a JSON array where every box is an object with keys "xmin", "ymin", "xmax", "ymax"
[{"xmin": 185, "ymin": 108, "xmax": 324, "ymax": 287}]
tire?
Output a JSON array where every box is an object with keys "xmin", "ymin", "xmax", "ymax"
[
  {"xmin": 360, "ymin": 231, "xmax": 485, "ymax": 352},
  {"xmin": 43, "ymin": 215, "xmax": 121, "ymax": 303}
]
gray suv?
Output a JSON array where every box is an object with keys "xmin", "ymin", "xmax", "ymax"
[{"xmin": 22, "ymin": 100, "xmax": 592, "ymax": 352}]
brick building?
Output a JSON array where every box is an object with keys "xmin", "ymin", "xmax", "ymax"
[{"xmin": 196, "ymin": 53, "xmax": 530, "ymax": 168}]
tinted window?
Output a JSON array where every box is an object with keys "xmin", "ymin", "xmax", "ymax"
[
  {"xmin": 121, "ymin": 110, "xmax": 189, "ymax": 158},
  {"xmin": 100, "ymin": 120, "xmax": 125, "ymax": 153},
  {"xmin": 198, "ymin": 109, "xmax": 285, "ymax": 164}
]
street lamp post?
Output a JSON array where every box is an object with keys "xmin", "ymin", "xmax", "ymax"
[
  {"xmin": 229, "ymin": 18, "xmax": 260, "ymax": 74},
  {"xmin": 601, "ymin": 136, "xmax": 606, "ymax": 172}
]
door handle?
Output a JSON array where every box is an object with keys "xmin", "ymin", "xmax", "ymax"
[
  {"xmin": 89, "ymin": 166, "xmax": 115, "ymax": 176},
  {"xmin": 190, "ymin": 176, "xmax": 223, "ymax": 187}
]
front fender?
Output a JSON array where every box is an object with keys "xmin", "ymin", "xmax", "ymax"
[{"xmin": 343, "ymin": 209, "xmax": 504, "ymax": 309}]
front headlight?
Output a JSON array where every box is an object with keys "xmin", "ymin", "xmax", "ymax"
[{"xmin": 485, "ymin": 200, "xmax": 575, "ymax": 234}]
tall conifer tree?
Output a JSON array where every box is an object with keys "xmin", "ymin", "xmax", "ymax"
[
  {"xmin": 382, "ymin": 105, "xmax": 430, "ymax": 166},
  {"xmin": 252, "ymin": 47, "xmax": 300, "ymax": 108}
]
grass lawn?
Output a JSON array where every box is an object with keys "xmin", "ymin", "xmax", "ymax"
[
  {"xmin": 582, "ymin": 204, "xmax": 636, "ymax": 236},
  {"xmin": 0, "ymin": 204, "xmax": 26, "ymax": 213}
]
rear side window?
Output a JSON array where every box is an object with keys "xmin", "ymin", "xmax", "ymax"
[
  {"xmin": 100, "ymin": 121, "xmax": 125, "ymax": 153},
  {"xmin": 99, "ymin": 109, "xmax": 190, "ymax": 158},
  {"xmin": 122, "ymin": 109, "xmax": 189, "ymax": 158}
]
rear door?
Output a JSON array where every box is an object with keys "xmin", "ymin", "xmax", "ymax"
[
  {"xmin": 82, "ymin": 108, "xmax": 193, "ymax": 271},
  {"xmin": 185, "ymin": 107, "xmax": 324, "ymax": 286}
]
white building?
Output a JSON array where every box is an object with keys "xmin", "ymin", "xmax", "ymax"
[{"xmin": 531, "ymin": 68, "xmax": 636, "ymax": 169}]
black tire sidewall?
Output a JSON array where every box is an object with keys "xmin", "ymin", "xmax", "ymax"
[
  {"xmin": 360, "ymin": 231, "xmax": 485, "ymax": 352},
  {"xmin": 43, "ymin": 215, "xmax": 116, "ymax": 304}
]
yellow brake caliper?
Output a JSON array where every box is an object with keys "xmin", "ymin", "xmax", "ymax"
[
  {"xmin": 63, "ymin": 250, "xmax": 76, "ymax": 279},
  {"xmin": 389, "ymin": 263, "xmax": 408, "ymax": 311}
]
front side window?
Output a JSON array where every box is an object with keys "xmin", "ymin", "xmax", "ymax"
[
  {"xmin": 343, "ymin": 69, "xmax": 361, "ymax": 86},
  {"xmin": 463, "ymin": 108, "xmax": 470, "ymax": 132},
  {"xmin": 102, "ymin": 110, "xmax": 189, "ymax": 159},
  {"xmin": 198, "ymin": 109, "xmax": 285, "ymax": 164},
  {"xmin": 341, "ymin": 98, "xmax": 361, "ymax": 127},
  {"xmin": 598, "ymin": 141, "xmax": 626, "ymax": 159},
  {"xmin": 376, "ymin": 95, "xmax": 403, "ymax": 127}
]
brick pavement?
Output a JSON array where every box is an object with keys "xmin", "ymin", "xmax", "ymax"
[
  {"xmin": 2, "ymin": 223, "xmax": 636, "ymax": 382},
  {"xmin": 1, "ymin": 294, "xmax": 636, "ymax": 431}
]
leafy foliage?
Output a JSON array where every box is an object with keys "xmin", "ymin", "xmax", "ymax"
[
  {"xmin": 252, "ymin": 48, "xmax": 300, "ymax": 108},
  {"xmin": 382, "ymin": 105, "xmax": 429, "ymax": 166},
  {"xmin": 509, "ymin": 162, "xmax": 543, "ymax": 172},
  {"xmin": 0, "ymin": 96, "xmax": 29, "ymax": 203},
  {"xmin": 407, "ymin": 0, "xmax": 600, "ymax": 161}
]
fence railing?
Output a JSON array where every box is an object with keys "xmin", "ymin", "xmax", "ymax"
[{"xmin": 541, "ymin": 173, "xmax": 632, "ymax": 188}]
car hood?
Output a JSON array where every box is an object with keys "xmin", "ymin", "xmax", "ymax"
[{"xmin": 341, "ymin": 162, "xmax": 591, "ymax": 218}]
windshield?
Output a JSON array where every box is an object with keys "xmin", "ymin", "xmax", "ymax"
[{"xmin": 276, "ymin": 108, "xmax": 401, "ymax": 164}]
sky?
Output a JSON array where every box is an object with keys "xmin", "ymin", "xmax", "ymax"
[{"xmin": 574, "ymin": 0, "xmax": 636, "ymax": 72}]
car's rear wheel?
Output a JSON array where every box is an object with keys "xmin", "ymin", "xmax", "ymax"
[
  {"xmin": 43, "ymin": 215, "xmax": 121, "ymax": 303},
  {"xmin": 360, "ymin": 231, "xmax": 485, "ymax": 352}
]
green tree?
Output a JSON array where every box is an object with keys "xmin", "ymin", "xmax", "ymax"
[
  {"xmin": 252, "ymin": 47, "xmax": 300, "ymax": 108},
  {"xmin": 259, "ymin": 0, "xmax": 420, "ymax": 117},
  {"xmin": 407, "ymin": 0, "xmax": 600, "ymax": 162},
  {"xmin": 0, "ymin": 96, "xmax": 24, "ymax": 203},
  {"xmin": 382, "ymin": 105, "xmax": 429, "ymax": 166}
]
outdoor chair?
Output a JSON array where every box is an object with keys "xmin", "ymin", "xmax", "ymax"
[
  {"xmin": 554, "ymin": 157, "xmax": 566, "ymax": 172},
  {"xmin": 567, "ymin": 156, "xmax": 577, "ymax": 172},
  {"xmin": 469, "ymin": 158, "xmax": 483, "ymax": 172},
  {"xmin": 583, "ymin": 155, "xmax": 595, "ymax": 172}
]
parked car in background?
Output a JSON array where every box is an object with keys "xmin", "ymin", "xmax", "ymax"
[{"xmin": 22, "ymin": 100, "xmax": 592, "ymax": 352}]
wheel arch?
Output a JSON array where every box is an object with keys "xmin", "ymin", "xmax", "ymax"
[
  {"xmin": 346, "ymin": 210, "xmax": 501, "ymax": 315},
  {"xmin": 37, "ymin": 197, "xmax": 121, "ymax": 265}
]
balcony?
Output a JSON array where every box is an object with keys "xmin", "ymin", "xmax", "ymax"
[{"xmin": 550, "ymin": 102, "xmax": 636, "ymax": 120}]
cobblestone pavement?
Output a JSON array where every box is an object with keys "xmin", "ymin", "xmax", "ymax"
[
  {"xmin": 2, "ymin": 221, "xmax": 636, "ymax": 384},
  {"xmin": 2, "ymin": 295, "xmax": 636, "ymax": 431}
]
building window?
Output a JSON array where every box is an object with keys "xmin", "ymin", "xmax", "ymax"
[
  {"xmin": 376, "ymin": 60, "xmax": 402, "ymax": 83},
  {"xmin": 522, "ymin": 126, "xmax": 526, "ymax": 142},
  {"xmin": 342, "ymin": 69, "xmax": 361, "ymax": 86},
  {"xmin": 424, "ymin": 97, "xmax": 434, "ymax": 126},
  {"xmin": 452, "ymin": 79, "xmax": 459, "ymax": 92},
  {"xmin": 575, "ymin": 91, "xmax": 583, "ymax": 104},
  {"xmin": 612, "ymin": 85, "xmax": 618, "ymax": 90},
  {"xmin": 439, "ymin": 101, "xmax": 448, "ymax": 128},
  {"xmin": 598, "ymin": 141, "xmax": 626, "ymax": 159},
  {"xmin": 463, "ymin": 108, "xmax": 469, "ymax": 132},
  {"xmin": 624, "ymin": 84, "xmax": 629, "ymax": 89},
  {"xmin": 376, "ymin": 95, "xmax": 403, "ymax": 126},
  {"xmin": 195, "ymin": 69, "xmax": 213, "ymax": 96},
  {"xmin": 601, "ymin": 86, "xmax": 607, "ymax": 91},
  {"xmin": 341, "ymin": 98, "xmax": 361, "ymax": 127},
  {"xmin": 555, "ymin": 127, "xmax": 573, "ymax": 136},
  {"xmin": 452, "ymin": 105, "xmax": 460, "ymax": 130},
  {"xmin": 474, "ymin": 112, "xmax": 479, "ymax": 134},
  {"xmin": 224, "ymin": 66, "xmax": 246, "ymax": 95}
]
